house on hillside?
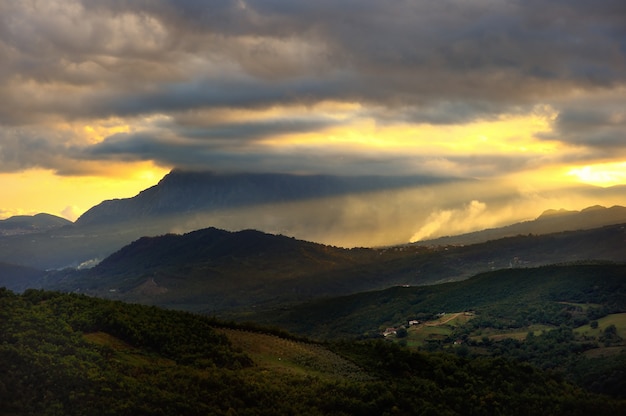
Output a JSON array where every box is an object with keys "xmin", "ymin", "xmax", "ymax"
[
  {"xmin": 408, "ymin": 320, "xmax": 420, "ymax": 326},
  {"xmin": 383, "ymin": 327, "xmax": 397, "ymax": 337}
]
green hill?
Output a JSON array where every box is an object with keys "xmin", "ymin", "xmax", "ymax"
[
  {"xmin": 250, "ymin": 263, "xmax": 626, "ymax": 339},
  {"xmin": 245, "ymin": 263, "xmax": 626, "ymax": 399},
  {"xmin": 39, "ymin": 223, "xmax": 626, "ymax": 314},
  {"xmin": 1, "ymin": 288, "xmax": 624, "ymax": 415}
]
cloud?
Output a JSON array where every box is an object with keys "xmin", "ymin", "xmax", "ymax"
[
  {"xmin": 61, "ymin": 205, "xmax": 81, "ymax": 222},
  {"xmin": 539, "ymin": 89, "xmax": 626, "ymax": 153},
  {"xmin": 0, "ymin": 0, "xmax": 625, "ymax": 182},
  {"xmin": 410, "ymin": 200, "xmax": 488, "ymax": 242}
]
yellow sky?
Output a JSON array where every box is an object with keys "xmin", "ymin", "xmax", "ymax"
[
  {"xmin": 0, "ymin": 163, "xmax": 169, "ymax": 221},
  {"xmin": 261, "ymin": 109, "xmax": 560, "ymax": 155}
]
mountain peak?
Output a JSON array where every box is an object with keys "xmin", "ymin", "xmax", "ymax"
[
  {"xmin": 536, "ymin": 208, "xmax": 577, "ymax": 219},
  {"xmin": 580, "ymin": 205, "xmax": 606, "ymax": 212},
  {"xmin": 75, "ymin": 169, "xmax": 457, "ymax": 227},
  {"xmin": 0, "ymin": 213, "xmax": 72, "ymax": 236}
]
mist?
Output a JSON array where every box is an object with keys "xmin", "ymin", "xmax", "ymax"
[{"xmin": 162, "ymin": 179, "xmax": 624, "ymax": 248}]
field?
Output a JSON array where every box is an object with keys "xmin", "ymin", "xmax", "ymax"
[
  {"xmin": 401, "ymin": 312, "xmax": 473, "ymax": 347},
  {"xmin": 398, "ymin": 311, "xmax": 626, "ymax": 348},
  {"xmin": 575, "ymin": 312, "xmax": 626, "ymax": 337},
  {"xmin": 472, "ymin": 324, "xmax": 555, "ymax": 342},
  {"xmin": 84, "ymin": 331, "xmax": 177, "ymax": 368},
  {"xmin": 215, "ymin": 328, "xmax": 373, "ymax": 381}
]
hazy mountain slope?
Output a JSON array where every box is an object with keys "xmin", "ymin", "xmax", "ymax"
[
  {"xmin": 0, "ymin": 219, "xmax": 172, "ymax": 270},
  {"xmin": 420, "ymin": 205, "xmax": 626, "ymax": 246},
  {"xmin": 39, "ymin": 223, "xmax": 626, "ymax": 314},
  {"xmin": 75, "ymin": 169, "xmax": 454, "ymax": 226},
  {"xmin": 0, "ymin": 262, "xmax": 46, "ymax": 292},
  {"xmin": 0, "ymin": 213, "xmax": 72, "ymax": 236},
  {"xmin": 40, "ymin": 228, "xmax": 393, "ymax": 311},
  {"xmin": 0, "ymin": 170, "xmax": 460, "ymax": 269}
]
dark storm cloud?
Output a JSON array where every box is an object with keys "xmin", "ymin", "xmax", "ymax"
[
  {"xmin": 86, "ymin": 131, "xmax": 369, "ymax": 174},
  {"xmin": 1, "ymin": 0, "xmax": 625, "ymax": 174},
  {"xmin": 0, "ymin": 127, "xmax": 76, "ymax": 172},
  {"xmin": 175, "ymin": 118, "xmax": 340, "ymax": 142},
  {"xmin": 85, "ymin": 129, "xmax": 540, "ymax": 178},
  {"xmin": 89, "ymin": 75, "xmax": 357, "ymax": 118},
  {"xmin": 537, "ymin": 90, "xmax": 626, "ymax": 159}
]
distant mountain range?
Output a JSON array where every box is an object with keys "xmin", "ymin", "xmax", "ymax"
[
  {"xmin": 31, "ymin": 222, "xmax": 626, "ymax": 314},
  {"xmin": 0, "ymin": 169, "xmax": 625, "ymax": 271},
  {"xmin": 419, "ymin": 205, "xmax": 626, "ymax": 246},
  {"xmin": 0, "ymin": 213, "xmax": 71, "ymax": 236},
  {"xmin": 0, "ymin": 170, "xmax": 460, "ymax": 269}
]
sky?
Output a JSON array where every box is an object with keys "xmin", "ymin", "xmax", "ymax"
[{"xmin": 1, "ymin": 0, "xmax": 625, "ymax": 242}]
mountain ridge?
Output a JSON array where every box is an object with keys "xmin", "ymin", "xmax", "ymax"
[
  {"xmin": 37, "ymin": 222, "xmax": 626, "ymax": 314},
  {"xmin": 1, "ymin": 169, "xmax": 624, "ymax": 270},
  {"xmin": 419, "ymin": 204, "xmax": 626, "ymax": 246},
  {"xmin": 0, "ymin": 213, "xmax": 72, "ymax": 236}
]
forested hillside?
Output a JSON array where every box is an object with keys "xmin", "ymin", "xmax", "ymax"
[
  {"xmin": 34, "ymin": 223, "xmax": 626, "ymax": 314},
  {"xmin": 1, "ymin": 288, "xmax": 624, "ymax": 415},
  {"xmin": 250, "ymin": 264, "xmax": 626, "ymax": 339},
  {"xmin": 250, "ymin": 264, "xmax": 626, "ymax": 399}
]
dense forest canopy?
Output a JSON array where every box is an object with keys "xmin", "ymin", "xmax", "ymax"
[{"xmin": 1, "ymin": 288, "xmax": 625, "ymax": 415}]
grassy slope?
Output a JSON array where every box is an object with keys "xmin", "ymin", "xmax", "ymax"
[{"xmin": 214, "ymin": 328, "xmax": 374, "ymax": 382}]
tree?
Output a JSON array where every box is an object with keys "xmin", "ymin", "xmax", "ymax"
[{"xmin": 396, "ymin": 327, "xmax": 408, "ymax": 338}]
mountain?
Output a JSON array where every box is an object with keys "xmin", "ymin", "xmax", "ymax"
[
  {"xmin": 75, "ymin": 169, "xmax": 454, "ymax": 226},
  {"xmin": 0, "ymin": 213, "xmax": 72, "ymax": 236},
  {"xmin": 420, "ymin": 205, "xmax": 626, "ymax": 246},
  {"xmin": 0, "ymin": 169, "xmax": 459, "ymax": 269},
  {"xmin": 1, "ymin": 169, "xmax": 623, "ymax": 271},
  {"xmin": 39, "ymin": 223, "xmax": 626, "ymax": 314},
  {"xmin": 40, "ymin": 227, "xmax": 406, "ymax": 311}
]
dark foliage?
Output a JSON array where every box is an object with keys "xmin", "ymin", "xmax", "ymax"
[
  {"xmin": 1, "ymin": 288, "xmax": 624, "ymax": 415},
  {"xmin": 255, "ymin": 264, "xmax": 626, "ymax": 338}
]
